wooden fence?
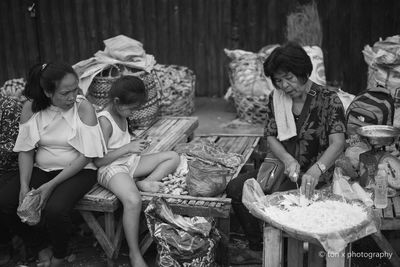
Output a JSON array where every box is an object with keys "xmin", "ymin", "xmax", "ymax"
[{"xmin": 1, "ymin": 0, "xmax": 400, "ymax": 96}]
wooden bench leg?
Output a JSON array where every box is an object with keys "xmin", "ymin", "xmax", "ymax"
[
  {"xmin": 263, "ymin": 224, "xmax": 283, "ymax": 267},
  {"xmin": 307, "ymin": 243, "xmax": 324, "ymax": 267},
  {"xmin": 80, "ymin": 211, "xmax": 115, "ymax": 258},
  {"xmin": 287, "ymin": 237, "xmax": 303, "ymax": 267},
  {"xmin": 216, "ymin": 217, "xmax": 230, "ymax": 266},
  {"xmin": 371, "ymin": 230, "xmax": 400, "ymax": 267}
]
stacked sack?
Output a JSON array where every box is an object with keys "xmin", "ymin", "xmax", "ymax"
[
  {"xmin": 363, "ymin": 35, "xmax": 400, "ymax": 96},
  {"xmin": 363, "ymin": 35, "xmax": 400, "ymax": 127}
]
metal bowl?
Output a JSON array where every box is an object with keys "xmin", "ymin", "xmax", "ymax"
[{"xmin": 356, "ymin": 125, "xmax": 400, "ymax": 147}]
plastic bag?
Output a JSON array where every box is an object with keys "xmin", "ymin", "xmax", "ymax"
[
  {"xmin": 186, "ymin": 160, "xmax": 230, "ymax": 197},
  {"xmin": 145, "ymin": 197, "xmax": 220, "ymax": 267},
  {"xmin": 17, "ymin": 190, "xmax": 41, "ymax": 225}
]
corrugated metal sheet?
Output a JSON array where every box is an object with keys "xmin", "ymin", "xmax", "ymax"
[{"xmin": 1, "ymin": 0, "xmax": 400, "ymax": 96}]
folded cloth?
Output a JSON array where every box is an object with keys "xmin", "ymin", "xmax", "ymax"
[{"xmin": 273, "ymin": 89, "xmax": 297, "ymax": 141}]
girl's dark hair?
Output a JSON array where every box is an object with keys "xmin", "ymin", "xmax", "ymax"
[
  {"xmin": 24, "ymin": 62, "xmax": 78, "ymax": 112},
  {"xmin": 263, "ymin": 42, "xmax": 313, "ymax": 87},
  {"xmin": 109, "ymin": 76, "xmax": 147, "ymax": 106}
]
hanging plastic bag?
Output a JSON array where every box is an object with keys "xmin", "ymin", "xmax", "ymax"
[{"xmin": 144, "ymin": 197, "xmax": 220, "ymax": 267}]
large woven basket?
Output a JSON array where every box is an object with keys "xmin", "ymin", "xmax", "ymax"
[
  {"xmin": 127, "ymin": 71, "xmax": 160, "ymax": 130},
  {"xmin": 154, "ymin": 64, "xmax": 196, "ymax": 116},
  {"xmin": 231, "ymin": 86, "xmax": 269, "ymax": 125},
  {"xmin": 86, "ymin": 65, "xmax": 160, "ymax": 128}
]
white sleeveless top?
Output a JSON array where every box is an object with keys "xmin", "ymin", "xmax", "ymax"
[
  {"xmin": 13, "ymin": 95, "xmax": 106, "ymax": 171},
  {"xmin": 97, "ymin": 110, "xmax": 131, "ymax": 152}
]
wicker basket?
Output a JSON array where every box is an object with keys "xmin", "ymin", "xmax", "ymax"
[
  {"xmin": 86, "ymin": 66, "xmax": 121, "ymax": 111},
  {"xmin": 231, "ymin": 86, "xmax": 269, "ymax": 125},
  {"xmin": 127, "ymin": 71, "xmax": 160, "ymax": 130},
  {"xmin": 86, "ymin": 65, "xmax": 160, "ymax": 128},
  {"xmin": 154, "ymin": 64, "xmax": 196, "ymax": 116}
]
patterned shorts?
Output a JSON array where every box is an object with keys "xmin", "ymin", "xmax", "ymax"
[{"xmin": 97, "ymin": 154, "xmax": 141, "ymax": 189}]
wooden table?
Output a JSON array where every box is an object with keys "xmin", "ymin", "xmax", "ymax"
[
  {"xmin": 74, "ymin": 117, "xmax": 198, "ymax": 266},
  {"xmin": 263, "ymin": 225, "xmax": 352, "ymax": 267},
  {"xmin": 140, "ymin": 135, "xmax": 260, "ymax": 266},
  {"xmin": 371, "ymin": 195, "xmax": 400, "ymax": 267}
]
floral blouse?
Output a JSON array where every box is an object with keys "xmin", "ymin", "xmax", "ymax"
[
  {"xmin": 264, "ymin": 83, "xmax": 346, "ymax": 180},
  {"xmin": 0, "ymin": 96, "xmax": 21, "ymax": 175}
]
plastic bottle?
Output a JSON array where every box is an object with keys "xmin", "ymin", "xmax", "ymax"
[{"xmin": 374, "ymin": 163, "xmax": 388, "ymax": 209}]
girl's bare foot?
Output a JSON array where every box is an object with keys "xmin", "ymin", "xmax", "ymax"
[{"xmin": 136, "ymin": 181, "xmax": 163, "ymax": 193}]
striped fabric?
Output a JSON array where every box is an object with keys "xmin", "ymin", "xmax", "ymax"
[{"xmin": 346, "ymin": 86, "xmax": 394, "ymax": 129}]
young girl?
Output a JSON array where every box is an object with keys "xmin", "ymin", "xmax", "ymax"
[{"xmin": 94, "ymin": 75, "xmax": 180, "ymax": 267}]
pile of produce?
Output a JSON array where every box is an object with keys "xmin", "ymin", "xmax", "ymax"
[
  {"xmin": 160, "ymin": 174, "xmax": 188, "ymax": 195},
  {"xmin": 0, "ymin": 78, "xmax": 26, "ymax": 105},
  {"xmin": 264, "ymin": 193, "xmax": 368, "ymax": 234}
]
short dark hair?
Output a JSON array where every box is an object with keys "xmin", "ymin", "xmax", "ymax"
[
  {"xmin": 109, "ymin": 76, "xmax": 147, "ymax": 106},
  {"xmin": 263, "ymin": 42, "xmax": 313, "ymax": 87},
  {"xmin": 24, "ymin": 62, "xmax": 78, "ymax": 112}
]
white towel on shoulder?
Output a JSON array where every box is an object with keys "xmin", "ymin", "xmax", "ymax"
[{"xmin": 273, "ymin": 89, "xmax": 297, "ymax": 141}]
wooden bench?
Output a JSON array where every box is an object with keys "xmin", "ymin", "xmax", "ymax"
[
  {"xmin": 140, "ymin": 135, "xmax": 260, "ymax": 266},
  {"xmin": 74, "ymin": 116, "xmax": 198, "ymax": 266}
]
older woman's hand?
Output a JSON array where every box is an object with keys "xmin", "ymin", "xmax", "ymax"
[
  {"xmin": 284, "ymin": 160, "xmax": 300, "ymax": 182},
  {"xmin": 301, "ymin": 165, "xmax": 320, "ymax": 198}
]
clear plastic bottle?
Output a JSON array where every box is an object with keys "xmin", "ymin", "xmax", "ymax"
[{"xmin": 374, "ymin": 163, "xmax": 388, "ymax": 209}]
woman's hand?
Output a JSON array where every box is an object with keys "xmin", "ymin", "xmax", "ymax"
[
  {"xmin": 301, "ymin": 164, "xmax": 320, "ymax": 199},
  {"xmin": 31, "ymin": 182, "xmax": 55, "ymax": 210},
  {"xmin": 284, "ymin": 160, "xmax": 300, "ymax": 182},
  {"xmin": 19, "ymin": 185, "xmax": 29, "ymax": 205},
  {"xmin": 126, "ymin": 140, "xmax": 149, "ymax": 154}
]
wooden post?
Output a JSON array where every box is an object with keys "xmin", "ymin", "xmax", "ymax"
[
  {"xmin": 287, "ymin": 237, "xmax": 303, "ymax": 267},
  {"xmin": 263, "ymin": 224, "xmax": 283, "ymax": 267}
]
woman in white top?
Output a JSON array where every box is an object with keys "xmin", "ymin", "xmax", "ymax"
[
  {"xmin": 0, "ymin": 63, "xmax": 106, "ymax": 267},
  {"xmin": 94, "ymin": 76, "xmax": 180, "ymax": 267}
]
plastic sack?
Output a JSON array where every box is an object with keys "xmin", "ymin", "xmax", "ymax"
[
  {"xmin": 17, "ymin": 190, "xmax": 41, "ymax": 225},
  {"xmin": 242, "ymin": 178, "xmax": 379, "ymax": 253},
  {"xmin": 224, "ymin": 48, "xmax": 275, "ymax": 96},
  {"xmin": 144, "ymin": 197, "xmax": 220, "ymax": 267},
  {"xmin": 186, "ymin": 160, "xmax": 230, "ymax": 197}
]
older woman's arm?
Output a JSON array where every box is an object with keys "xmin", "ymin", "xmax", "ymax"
[
  {"xmin": 267, "ymin": 136, "xmax": 301, "ymax": 181},
  {"xmin": 302, "ymin": 132, "xmax": 345, "ymax": 198}
]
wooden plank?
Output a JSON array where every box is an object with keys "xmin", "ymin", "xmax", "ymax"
[
  {"xmin": 307, "ymin": 244, "xmax": 324, "ymax": 267},
  {"xmin": 140, "ymin": 191, "xmax": 231, "ymax": 203},
  {"xmin": 392, "ymin": 196, "xmax": 400, "ymax": 218},
  {"xmin": 80, "ymin": 211, "xmax": 115, "ymax": 259},
  {"xmin": 287, "ymin": 237, "xmax": 303, "ymax": 267},
  {"xmin": 263, "ymin": 225, "xmax": 283, "ymax": 267},
  {"xmin": 383, "ymin": 199, "xmax": 394, "ymax": 219}
]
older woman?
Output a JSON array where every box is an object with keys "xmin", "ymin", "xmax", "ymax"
[
  {"xmin": 226, "ymin": 42, "xmax": 346, "ymax": 252},
  {"xmin": 0, "ymin": 63, "xmax": 106, "ymax": 266}
]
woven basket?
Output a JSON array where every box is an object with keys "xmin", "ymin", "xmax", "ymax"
[
  {"xmin": 86, "ymin": 65, "xmax": 121, "ymax": 111},
  {"xmin": 127, "ymin": 71, "xmax": 160, "ymax": 130},
  {"xmin": 231, "ymin": 86, "xmax": 269, "ymax": 125},
  {"xmin": 86, "ymin": 65, "xmax": 160, "ymax": 128},
  {"xmin": 154, "ymin": 64, "xmax": 196, "ymax": 116}
]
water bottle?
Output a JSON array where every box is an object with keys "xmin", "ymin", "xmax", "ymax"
[{"xmin": 374, "ymin": 163, "xmax": 388, "ymax": 209}]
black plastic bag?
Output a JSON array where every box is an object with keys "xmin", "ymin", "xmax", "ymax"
[{"xmin": 144, "ymin": 197, "xmax": 220, "ymax": 267}]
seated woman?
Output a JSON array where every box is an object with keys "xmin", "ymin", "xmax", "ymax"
[
  {"xmin": 226, "ymin": 42, "xmax": 346, "ymax": 251},
  {"xmin": 0, "ymin": 63, "xmax": 106, "ymax": 267}
]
